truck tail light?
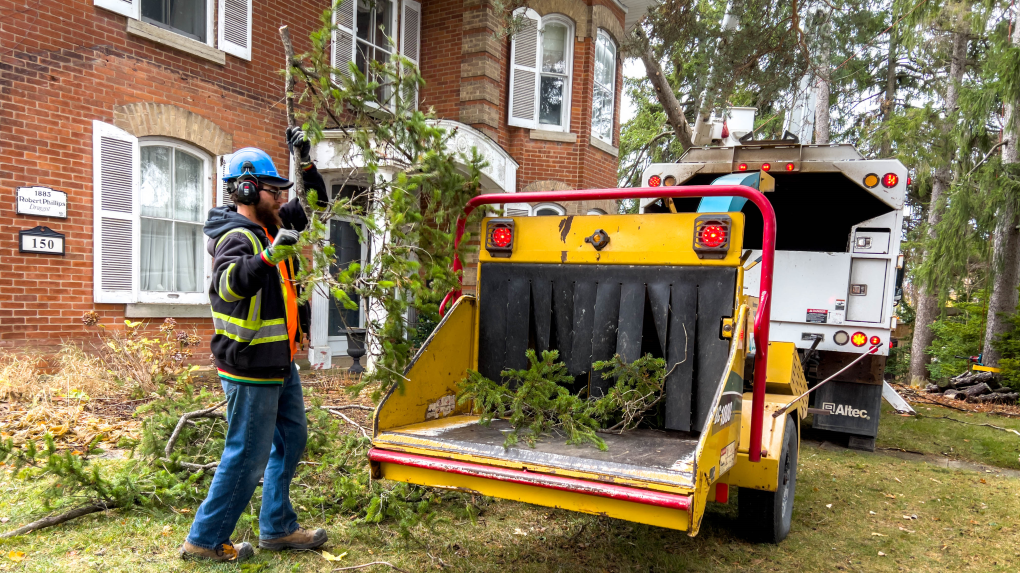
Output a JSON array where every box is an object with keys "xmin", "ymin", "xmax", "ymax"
[
  {"xmin": 761, "ymin": 163, "xmax": 771, "ymax": 171},
  {"xmin": 648, "ymin": 175, "xmax": 661, "ymax": 187},
  {"xmin": 869, "ymin": 335, "xmax": 882, "ymax": 346},
  {"xmin": 485, "ymin": 219, "xmax": 515, "ymax": 258},
  {"xmin": 851, "ymin": 332, "xmax": 867, "ymax": 347},
  {"xmin": 693, "ymin": 215, "xmax": 731, "ymax": 259},
  {"xmin": 882, "ymin": 173, "xmax": 898, "ymax": 187},
  {"xmin": 737, "ymin": 163, "xmax": 748, "ymax": 171},
  {"xmin": 785, "ymin": 163, "xmax": 796, "ymax": 171}
]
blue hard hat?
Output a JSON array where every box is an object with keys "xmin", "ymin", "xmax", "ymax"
[{"xmin": 223, "ymin": 147, "xmax": 293, "ymax": 188}]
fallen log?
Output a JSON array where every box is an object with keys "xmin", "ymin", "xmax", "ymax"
[
  {"xmin": 943, "ymin": 389, "xmax": 966, "ymax": 400},
  {"xmin": 962, "ymin": 382, "xmax": 991, "ymax": 399},
  {"xmin": 975, "ymin": 392, "xmax": 1019, "ymax": 404}
]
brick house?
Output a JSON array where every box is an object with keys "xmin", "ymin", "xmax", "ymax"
[{"xmin": 0, "ymin": 0, "xmax": 648, "ymax": 363}]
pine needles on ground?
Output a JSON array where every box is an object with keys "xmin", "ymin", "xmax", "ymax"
[{"xmin": 458, "ymin": 350, "xmax": 668, "ymax": 451}]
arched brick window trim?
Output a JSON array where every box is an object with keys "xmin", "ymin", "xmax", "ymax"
[{"xmin": 112, "ymin": 103, "xmax": 233, "ymax": 157}]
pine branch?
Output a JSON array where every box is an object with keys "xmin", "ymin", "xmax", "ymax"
[
  {"xmin": 164, "ymin": 400, "xmax": 226, "ymax": 458},
  {"xmin": 0, "ymin": 501, "xmax": 119, "ymax": 539}
]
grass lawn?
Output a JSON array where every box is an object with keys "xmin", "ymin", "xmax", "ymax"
[
  {"xmin": 874, "ymin": 402, "xmax": 1020, "ymax": 470},
  {"xmin": 3, "ymin": 416, "xmax": 1020, "ymax": 572}
]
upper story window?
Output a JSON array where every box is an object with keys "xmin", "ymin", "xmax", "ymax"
[
  {"xmin": 142, "ymin": 0, "xmax": 207, "ymax": 42},
  {"xmin": 94, "ymin": 0, "xmax": 251, "ymax": 60},
  {"xmin": 592, "ymin": 30, "xmax": 617, "ymax": 144},
  {"xmin": 509, "ymin": 10, "xmax": 574, "ymax": 132},
  {"xmin": 334, "ymin": 0, "xmax": 422, "ymax": 108},
  {"xmin": 139, "ymin": 141, "xmax": 209, "ymax": 296}
]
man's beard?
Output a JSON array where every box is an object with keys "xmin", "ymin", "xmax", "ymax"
[{"xmin": 254, "ymin": 198, "xmax": 282, "ymax": 228}]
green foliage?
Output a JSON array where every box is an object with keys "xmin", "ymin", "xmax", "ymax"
[
  {"xmin": 992, "ymin": 311, "xmax": 1020, "ymax": 391},
  {"xmin": 926, "ymin": 298, "xmax": 987, "ymax": 382},
  {"xmin": 285, "ymin": 2, "xmax": 486, "ymax": 402},
  {"xmin": 458, "ymin": 351, "xmax": 668, "ymax": 450}
]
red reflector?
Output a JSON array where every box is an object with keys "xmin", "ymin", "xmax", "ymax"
[
  {"xmin": 492, "ymin": 227, "xmax": 513, "ymax": 248},
  {"xmin": 648, "ymin": 175, "xmax": 661, "ymax": 187},
  {"xmin": 761, "ymin": 163, "xmax": 771, "ymax": 172},
  {"xmin": 870, "ymin": 336, "xmax": 881, "ymax": 346},
  {"xmin": 737, "ymin": 163, "xmax": 748, "ymax": 172},
  {"xmin": 882, "ymin": 173, "xmax": 898, "ymax": 187},
  {"xmin": 851, "ymin": 332, "xmax": 867, "ymax": 347},
  {"xmin": 700, "ymin": 225, "xmax": 727, "ymax": 248},
  {"xmin": 785, "ymin": 163, "xmax": 796, "ymax": 171}
]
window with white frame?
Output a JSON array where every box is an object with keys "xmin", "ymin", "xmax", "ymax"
[
  {"xmin": 533, "ymin": 203, "xmax": 566, "ymax": 216},
  {"xmin": 592, "ymin": 30, "xmax": 617, "ymax": 144},
  {"xmin": 586, "ymin": 208, "xmax": 607, "ymax": 215},
  {"xmin": 139, "ymin": 141, "xmax": 208, "ymax": 296},
  {"xmin": 333, "ymin": 0, "xmax": 422, "ymax": 108},
  {"xmin": 508, "ymin": 10, "xmax": 574, "ymax": 131},
  {"xmin": 93, "ymin": 121, "xmax": 214, "ymax": 305},
  {"xmin": 94, "ymin": 0, "xmax": 251, "ymax": 60}
]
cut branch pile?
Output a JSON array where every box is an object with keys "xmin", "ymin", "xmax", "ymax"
[{"xmin": 924, "ymin": 370, "xmax": 1019, "ymax": 404}]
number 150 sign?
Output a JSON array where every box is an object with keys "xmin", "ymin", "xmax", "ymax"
[{"xmin": 19, "ymin": 226, "xmax": 65, "ymax": 256}]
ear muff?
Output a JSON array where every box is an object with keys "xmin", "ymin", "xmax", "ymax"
[{"xmin": 233, "ymin": 161, "xmax": 260, "ymax": 205}]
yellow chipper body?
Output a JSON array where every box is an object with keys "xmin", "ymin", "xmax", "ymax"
[{"xmin": 369, "ymin": 187, "xmax": 808, "ymax": 542}]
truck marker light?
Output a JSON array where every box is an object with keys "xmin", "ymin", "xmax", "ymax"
[
  {"xmin": 907, "ymin": 176, "xmax": 912, "ymax": 185},
  {"xmin": 761, "ymin": 163, "xmax": 771, "ymax": 172},
  {"xmin": 648, "ymin": 175, "xmax": 661, "ymax": 187},
  {"xmin": 870, "ymin": 335, "xmax": 882, "ymax": 346},
  {"xmin": 863, "ymin": 173, "xmax": 879, "ymax": 188},
  {"xmin": 882, "ymin": 173, "xmax": 899, "ymax": 188},
  {"xmin": 785, "ymin": 163, "xmax": 796, "ymax": 171},
  {"xmin": 737, "ymin": 163, "xmax": 748, "ymax": 171},
  {"xmin": 485, "ymin": 219, "xmax": 515, "ymax": 258},
  {"xmin": 663, "ymin": 175, "xmax": 677, "ymax": 186},
  {"xmin": 833, "ymin": 330, "xmax": 850, "ymax": 346},
  {"xmin": 851, "ymin": 332, "xmax": 868, "ymax": 347}
]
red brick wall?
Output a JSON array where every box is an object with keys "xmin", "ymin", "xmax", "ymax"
[{"xmin": 0, "ymin": 0, "xmax": 328, "ymax": 352}]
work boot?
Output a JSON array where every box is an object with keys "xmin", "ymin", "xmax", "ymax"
[
  {"xmin": 179, "ymin": 540, "xmax": 254, "ymax": 562},
  {"xmin": 259, "ymin": 527, "xmax": 328, "ymax": 551}
]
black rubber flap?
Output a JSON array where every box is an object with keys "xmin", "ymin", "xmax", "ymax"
[{"xmin": 477, "ymin": 263, "xmax": 736, "ymax": 432}]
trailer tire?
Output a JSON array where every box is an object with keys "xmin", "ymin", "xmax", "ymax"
[{"xmin": 738, "ymin": 415, "xmax": 798, "ymax": 543}]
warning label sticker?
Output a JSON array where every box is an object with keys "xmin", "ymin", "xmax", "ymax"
[{"xmin": 806, "ymin": 309, "xmax": 829, "ymax": 323}]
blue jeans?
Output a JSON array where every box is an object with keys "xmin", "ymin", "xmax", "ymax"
[{"xmin": 186, "ymin": 363, "xmax": 307, "ymax": 549}]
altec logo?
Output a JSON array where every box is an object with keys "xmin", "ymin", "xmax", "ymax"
[{"xmin": 822, "ymin": 402, "xmax": 870, "ymax": 420}]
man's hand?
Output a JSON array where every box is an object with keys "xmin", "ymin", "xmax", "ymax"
[
  {"xmin": 286, "ymin": 127, "xmax": 311, "ymax": 164},
  {"xmin": 265, "ymin": 229, "xmax": 300, "ymax": 264}
]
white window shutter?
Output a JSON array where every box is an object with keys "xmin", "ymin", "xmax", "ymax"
[
  {"xmin": 92, "ymin": 121, "xmax": 139, "ymax": 304},
  {"xmin": 400, "ymin": 0, "xmax": 422, "ymax": 110},
  {"xmin": 333, "ymin": 0, "xmax": 357, "ymax": 81},
  {"xmin": 218, "ymin": 0, "xmax": 252, "ymax": 60},
  {"xmin": 508, "ymin": 9, "xmax": 540, "ymax": 128},
  {"xmin": 217, "ymin": 154, "xmax": 234, "ymax": 207},
  {"xmin": 95, "ymin": 0, "xmax": 139, "ymax": 19}
]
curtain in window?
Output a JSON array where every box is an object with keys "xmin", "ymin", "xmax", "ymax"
[
  {"xmin": 592, "ymin": 32, "xmax": 616, "ymax": 142},
  {"xmin": 539, "ymin": 23, "xmax": 568, "ymax": 126},
  {"xmin": 140, "ymin": 145, "xmax": 204, "ymax": 293}
]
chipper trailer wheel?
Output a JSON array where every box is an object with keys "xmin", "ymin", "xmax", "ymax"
[{"xmin": 739, "ymin": 415, "xmax": 798, "ymax": 543}]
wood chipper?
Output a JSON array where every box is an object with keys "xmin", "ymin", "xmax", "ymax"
[{"xmin": 368, "ymin": 185, "xmax": 810, "ymax": 542}]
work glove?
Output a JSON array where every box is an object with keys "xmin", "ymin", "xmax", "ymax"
[
  {"xmin": 264, "ymin": 229, "xmax": 300, "ymax": 264},
  {"xmin": 286, "ymin": 127, "xmax": 311, "ymax": 165}
]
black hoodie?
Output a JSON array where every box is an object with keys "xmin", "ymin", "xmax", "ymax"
[{"xmin": 203, "ymin": 206, "xmax": 293, "ymax": 384}]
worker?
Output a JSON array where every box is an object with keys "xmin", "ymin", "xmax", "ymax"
[{"xmin": 181, "ymin": 129, "xmax": 327, "ymax": 562}]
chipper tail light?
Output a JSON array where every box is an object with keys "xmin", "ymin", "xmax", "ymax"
[
  {"xmin": 693, "ymin": 215, "xmax": 731, "ymax": 259},
  {"xmin": 648, "ymin": 175, "xmax": 662, "ymax": 187},
  {"xmin": 485, "ymin": 219, "xmax": 515, "ymax": 258}
]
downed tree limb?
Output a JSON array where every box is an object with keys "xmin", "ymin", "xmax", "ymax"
[
  {"xmin": 925, "ymin": 415, "xmax": 1020, "ymax": 437},
  {"xmin": 332, "ymin": 562, "xmax": 410, "ymax": 573},
  {"xmin": 165, "ymin": 400, "xmax": 227, "ymax": 458},
  {"xmin": 320, "ymin": 404, "xmax": 375, "ymax": 412},
  {"xmin": 0, "ymin": 501, "xmax": 118, "ymax": 538},
  {"xmin": 325, "ymin": 409, "xmax": 370, "ymax": 438}
]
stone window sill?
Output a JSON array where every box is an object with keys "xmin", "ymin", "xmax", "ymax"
[
  {"xmin": 125, "ymin": 303, "xmax": 211, "ymax": 319},
  {"xmin": 126, "ymin": 19, "xmax": 226, "ymax": 65},
  {"xmin": 529, "ymin": 130, "xmax": 577, "ymax": 144},
  {"xmin": 591, "ymin": 137, "xmax": 619, "ymax": 157}
]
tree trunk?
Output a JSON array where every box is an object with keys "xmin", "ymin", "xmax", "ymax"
[
  {"xmin": 634, "ymin": 26, "xmax": 694, "ymax": 150},
  {"xmin": 981, "ymin": 21, "xmax": 1020, "ymax": 367},
  {"xmin": 880, "ymin": 29, "xmax": 898, "ymax": 157},
  {"xmin": 909, "ymin": 18, "xmax": 970, "ymax": 386},
  {"xmin": 813, "ymin": 44, "xmax": 830, "ymax": 144}
]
